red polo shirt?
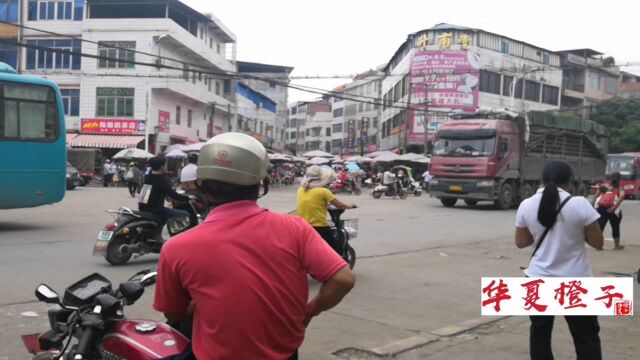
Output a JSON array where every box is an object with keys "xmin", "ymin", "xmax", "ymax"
[{"xmin": 154, "ymin": 200, "xmax": 346, "ymax": 360}]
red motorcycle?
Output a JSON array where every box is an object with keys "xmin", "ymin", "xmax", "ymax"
[
  {"xmin": 329, "ymin": 179, "xmax": 361, "ymax": 195},
  {"xmin": 21, "ymin": 269, "xmax": 190, "ymax": 360}
]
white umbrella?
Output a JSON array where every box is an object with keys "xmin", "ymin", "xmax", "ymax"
[
  {"xmin": 411, "ymin": 157, "xmax": 431, "ymax": 164},
  {"xmin": 332, "ymin": 156, "xmax": 345, "ymax": 164},
  {"xmin": 166, "ymin": 149, "xmax": 188, "ymax": 158},
  {"xmin": 396, "ymin": 153, "xmax": 426, "ymax": 161},
  {"xmin": 182, "ymin": 142, "xmax": 206, "ymax": 152},
  {"xmin": 164, "ymin": 144, "xmax": 185, "ymax": 153},
  {"xmin": 365, "ymin": 150, "xmax": 395, "ymax": 158},
  {"xmin": 306, "ymin": 156, "xmax": 330, "ymax": 165},
  {"xmin": 269, "ymin": 153, "xmax": 292, "ymax": 161},
  {"xmin": 302, "ymin": 150, "xmax": 333, "ymax": 158},
  {"xmin": 112, "ymin": 148, "xmax": 153, "ymax": 160},
  {"xmin": 373, "ymin": 153, "xmax": 399, "ymax": 162}
]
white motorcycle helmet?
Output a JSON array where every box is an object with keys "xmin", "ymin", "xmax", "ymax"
[{"xmin": 197, "ymin": 132, "xmax": 269, "ymax": 186}]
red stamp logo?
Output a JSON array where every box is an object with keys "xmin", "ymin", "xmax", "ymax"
[
  {"xmin": 614, "ymin": 300, "xmax": 632, "ymax": 316},
  {"xmin": 218, "ymin": 150, "xmax": 229, "ymax": 160}
]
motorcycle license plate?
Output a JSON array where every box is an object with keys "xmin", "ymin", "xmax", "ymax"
[
  {"xmin": 98, "ymin": 231, "xmax": 113, "ymax": 241},
  {"xmin": 449, "ymin": 185, "xmax": 463, "ymax": 192}
]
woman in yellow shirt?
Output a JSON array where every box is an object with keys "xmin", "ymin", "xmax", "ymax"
[{"xmin": 297, "ymin": 165, "xmax": 356, "ymax": 254}]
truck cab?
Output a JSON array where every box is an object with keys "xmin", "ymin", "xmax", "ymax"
[{"xmin": 429, "ymin": 117, "xmax": 521, "ymax": 209}]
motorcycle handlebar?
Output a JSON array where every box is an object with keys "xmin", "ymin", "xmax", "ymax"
[{"xmin": 75, "ymin": 327, "xmax": 95, "ymax": 358}]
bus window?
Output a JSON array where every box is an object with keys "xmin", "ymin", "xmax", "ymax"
[{"xmin": 0, "ymin": 82, "xmax": 59, "ymax": 141}]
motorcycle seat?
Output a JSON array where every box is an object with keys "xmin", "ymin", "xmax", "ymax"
[{"xmin": 133, "ymin": 211, "xmax": 164, "ymax": 224}]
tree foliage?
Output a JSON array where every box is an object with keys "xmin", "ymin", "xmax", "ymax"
[{"xmin": 590, "ymin": 97, "xmax": 640, "ymax": 153}]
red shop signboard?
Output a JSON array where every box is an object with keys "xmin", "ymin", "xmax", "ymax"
[{"xmin": 81, "ymin": 119, "xmax": 146, "ymax": 135}]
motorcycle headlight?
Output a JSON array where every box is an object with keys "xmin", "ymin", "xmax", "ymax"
[{"xmin": 477, "ymin": 180, "xmax": 494, "ymax": 187}]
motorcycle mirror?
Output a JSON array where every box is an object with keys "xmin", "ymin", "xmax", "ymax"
[
  {"xmin": 119, "ymin": 281, "xmax": 145, "ymax": 304},
  {"xmin": 140, "ymin": 271, "xmax": 157, "ymax": 287},
  {"xmin": 35, "ymin": 284, "xmax": 60, "ymax": 304}
]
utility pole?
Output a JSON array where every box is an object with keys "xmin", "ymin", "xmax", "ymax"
[{"xmin": 423, "ymin": 101, "xmax": 429, "ymax": 156}]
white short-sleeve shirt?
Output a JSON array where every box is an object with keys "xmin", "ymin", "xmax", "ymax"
[{"xmin": 516, "ymin": 188, "xmax": 601, "ymax": 277}]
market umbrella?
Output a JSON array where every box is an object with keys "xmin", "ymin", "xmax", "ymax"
[
  {"xmin": 302, "ymin": 150, "xmax": 333, "ymax": 158},
  {"xmin": 165, "ymin": 149, "xmax": 188, "ymax": 158},
  {"xmin": 396, "ymin": 153, "xmax": 426, "ymax": 161},
  {"xmin": 306, "ymin": 156, "xmax": 330, "ymax": 165},
  {"xmin": 345, "ymin": 163, "xmax": 361, "ymax": 172},
  {"xmin": 112, "ymin": 148, "xmax": 153, "ymax": 160},
  {"xmin": 365, "ymin": 150, "xmax": 395, "ymax": 158},
  {"xmin": 373, "ymin": 153, "xmax": 399, "ymax": 162},
  {"xmin": 411, "ymin": 157, "xmax": 431, "ymax": 164},
  {"xmin": 182, "ymin": 142, "xmax": 206, "ymax": 152},
  {"xmin": 164, "ymin": 144, "xmax": 185, "ymax": 153}
]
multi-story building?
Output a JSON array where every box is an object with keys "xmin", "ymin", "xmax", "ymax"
[
  {"xmin": 619, "ymin": 71, "xmax": 640, "ymax": 98},
  {"xmin": 380, "ymin": 23, "xmax": 563, "ymax": 153},
  {"xmin": 338, "ymin": 69, "xmax": 383, "ymax": 155},
  {"xmin": 329, "ymin": 85, "xmax": 346, "ymax": 155},
  {"xmin": 558, "ymin": 49, "xmax": 620, "ymax": 118},
  {"xmin": 286, "ymin": 100, "xmax": 332, "ymax": 154},
  {"xmin": 235, "ymin": 82, "xmax": 277, "ymax": 149},
  {"xmin": 7, "ymin": 0, "xmax": 238, "ymax": 157},
  {"xmin": 0, "ymin": 0, "xmax": 20, "ymax": 70},
  {"xmin": 237, "ymin": 61, "xmax": 294, "ymax": 151}
]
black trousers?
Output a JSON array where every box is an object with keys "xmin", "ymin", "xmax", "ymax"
[
  {"xmin": 127, "ymin": 181, "xmax": 138, "ymax": 196},
  {"xmin": 597, "ymin": 207, "xmax": 622, "ymax": 239},
  {"xmin": 529, "ymin": 315, "xmax": 601, "ymax": 360},
  {"xmin": 313, "ymin": 226, "xmax": 342, "ymax": 255}
]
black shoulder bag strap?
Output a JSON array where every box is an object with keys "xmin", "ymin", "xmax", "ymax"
[{"xmin": 529, "ymin": 195, "xmax": 573, "ymax": 262}]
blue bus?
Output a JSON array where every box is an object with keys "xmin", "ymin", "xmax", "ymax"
[{"xmin": 0, "ymin": 62, "xmax": 66, "ymax": 209}]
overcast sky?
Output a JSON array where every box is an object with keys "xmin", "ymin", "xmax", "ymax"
[{"xmin": 183, "ymin": 0, "xmax": 640, "ymax": 103}]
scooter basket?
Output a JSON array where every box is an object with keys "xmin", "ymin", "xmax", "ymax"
[{"xmin": 340, "ymin": 218, "xmax": 359, "ymax": 231}]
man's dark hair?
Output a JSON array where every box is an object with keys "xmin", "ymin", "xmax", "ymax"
[
  {"xmin": 148, "ymin": 156, "xmax": 166, "ymax": 171},
  {"xmin": 198, "ymin": 179, "xmax": 260, "ymax": 206},
  {"xmin": 188, "ymin": 153, "xmax": 198, "ymax": 164},
  {"xmin": 610, "ymin": 172, "xmax": 621, "ymax": 188}
]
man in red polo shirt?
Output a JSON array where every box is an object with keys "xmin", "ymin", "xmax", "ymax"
[{"xmin": 154, "ymin": 133, "xmax": 355, "ymax": 360}]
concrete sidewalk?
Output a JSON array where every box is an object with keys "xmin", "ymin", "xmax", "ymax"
[{"xmin": 327, "ymin": 237, "xmax": 639, "ymax": 359}]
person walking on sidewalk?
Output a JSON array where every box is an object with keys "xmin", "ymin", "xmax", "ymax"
[
  {"xmin": 515, "ymin": 160, "xmax": 604, "ymax": 360},
  {"xmin": 594, "ymin": 172, "xmax": 625, "ymax": 250},
  {"xmin": 102, "ymin": 159, "xmax": 116, "ymax": 187}
]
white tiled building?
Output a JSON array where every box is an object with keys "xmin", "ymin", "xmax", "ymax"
[
  {"xmin": 17, "ymin": 0, "xmax": 238, "ymax": 156},
  {"xmin": 286, "ymin": 101, "xmax": 332, "ymax": 154}
]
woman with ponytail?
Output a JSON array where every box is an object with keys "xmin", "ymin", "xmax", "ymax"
[{"xmin": 515, "ymin": 160, "xmax": 604, "ymax": 360}]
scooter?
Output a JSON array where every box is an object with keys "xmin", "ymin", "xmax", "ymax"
[
  {"xmin": 94, "ymin": 196, "xmax": 202, "ymax": 265},
  {"xmin": 20, "ymin": 269, "xmax": 190, "ymax": 360},
  {"xmin": 328, "ymin": 207, "xmax": 359, "ymax": 269},
  {"xmin": 329, "ymin": 179, "xmax": 361, "ymax": 195},
  {"xmin": 372, "ymin": 179, "xmax": 408, "ymax": 199}
]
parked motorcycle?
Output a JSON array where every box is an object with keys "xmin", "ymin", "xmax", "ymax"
[
  {"xmin": 328, "ymin": 207, "xmax": 359, "ymax": 269},
  {"xmin": 94, "ymin": 196, "xmax": 202, "ymax": 265},
  {"xmin": 372, "ymin": 179, "xmax": 408, "ymax": 199},
  {"xmin": 20, "ymin": 269, "xmax": 190, "ymax": 360},
  {"xmin": 329, "ymin": 179, "xmax": 361, "ymax": 195}
]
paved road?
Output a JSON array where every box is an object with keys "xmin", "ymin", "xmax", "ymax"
[{"xmin": 1, "ymin": 186, "xmax": 638, "ymax": 359}]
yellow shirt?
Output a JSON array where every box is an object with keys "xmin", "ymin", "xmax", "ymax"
[{"xmin": 296, "ymin": 187, "xmax": 336, "ymax": 227}]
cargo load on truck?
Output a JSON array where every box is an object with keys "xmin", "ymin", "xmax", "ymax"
[{"xmin": 429, "ymin": 109, "xmax": 608, "ymax": 209}]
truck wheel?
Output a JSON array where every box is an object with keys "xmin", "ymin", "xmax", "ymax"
[
  {"xmin": 495, "ymin": 183, "xmax": 514, "ymax": 210},
  {"xmin": 441, "ymin": 198, "xmax": 457, "ymax": 207},
  {"xmin": 464, "ymin": 199, "xmax": 478, "ymax": 206},
  {"xmin": 521, "ymin": 183, "xmax": 534, "ymax": 201}
]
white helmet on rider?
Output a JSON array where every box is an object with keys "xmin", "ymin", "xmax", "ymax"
[
  {"xmin": 197, "ymin": 132, "xmax": 269, "ymax": 186},
  {"xmin": 180, "ymin": 163, "xmax": 198, "ymax": 183}
]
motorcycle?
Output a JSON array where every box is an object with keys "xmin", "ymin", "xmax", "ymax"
[
  {"xmin": 328, "ymin": 207, "xmax": 359, "ymax": 269},
  {"xmin": 94, "ymin": 196, "xmax": 202, "ymax": 265},
  {"xmin": 20, "ymin": 269, "xmax": 190, "ymax": 360},
  {"xmin": 372, "ymin": 178, "xmax": 408, "ymax": 200},
  {"xmin": 329, "ymin": 179, "xmax": 361, "ymax": 195}
]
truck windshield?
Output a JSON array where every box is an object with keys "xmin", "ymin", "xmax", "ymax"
[
  {"xmin": 433, "ymin": 137, "xmax": 496, "ymax": 157},
  {"xmin": 606, "ymin": 156, "xmax": 634, "ymax": 180}
]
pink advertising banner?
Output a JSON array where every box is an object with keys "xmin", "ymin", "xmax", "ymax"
[{"xmin": 409, "ymin": 50, "xmax": 480, "ymax": 142}]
